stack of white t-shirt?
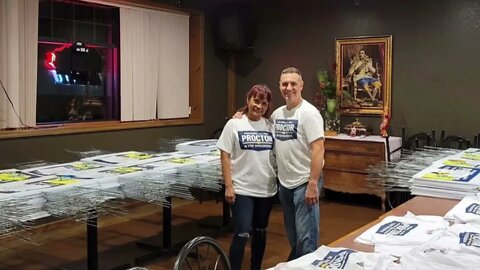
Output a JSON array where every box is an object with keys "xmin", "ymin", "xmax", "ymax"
[
  {"xmin": 398, "ymin": 223, "xmax": 480, "ymax": 269},
  {"xmin": 354, "ymin": 212, "xmax": 449, "ymax": 257},
  {"xmin": 444, "ymin": 194, "xmax": 480, "ymax": 224},
  {"xmin": 270, "ymin": 245, "xmax": 396, "ymax": 270}
]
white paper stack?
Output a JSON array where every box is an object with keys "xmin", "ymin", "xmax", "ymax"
[
  {"xmin": 0, "ymin": 169, "xmax": 57, "ymax": 193},
  {"xmin": 410, "ymin": 148, "xmax": 480, "ymax": 199},
  {"xmin": 25, "ymin": 161, "xmax": 110, "ymax": 178},
  {"xmin": 118, "ymin": 150, "xmax": 222, "ymax": 200},
  {"xmin": 0, "ymin": 139, "xmax": 224, "ymax": 234},
  {"xmin": 175, "ymin": 139, "xmax": 218, "ymax": 153},
  {"xmin": 81, "ymin": 151, "xmax": 172, "ymax": 166}
]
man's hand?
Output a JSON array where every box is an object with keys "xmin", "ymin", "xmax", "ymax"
[
  {"xmin": 305, "ymin": 181, "xmax": 319, "ymax": 206},
  {"xmin": 232, "ymin": 111, "xmax": 243, "ymax": 119}
]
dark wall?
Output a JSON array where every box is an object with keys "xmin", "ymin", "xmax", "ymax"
[
  {"xmin": 2, "ymin": 0, "xmax": 479, "ymax": 168},
  {"xmin": 231, "ymin": 0, "xmax": 480, "ymax": 140}
]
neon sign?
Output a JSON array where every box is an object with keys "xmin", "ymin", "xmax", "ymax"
[{"xmin": 43, "ymin": 41, "xmax": 101, "ymax": 85}]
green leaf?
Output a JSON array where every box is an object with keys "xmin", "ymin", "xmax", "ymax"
[{"xmin": 316, "ymin": 70, "xmax": 329, "ymax": 83}]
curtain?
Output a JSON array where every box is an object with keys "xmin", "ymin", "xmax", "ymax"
[
  {"xmin": 0, "ymin": 0, "xmax": 190, "ymax": 126},
  {"xmin": 0, "ymin": 0, "xmax": 38, "ymax": 129},
  {"xmin": 120, "ymin": 8, "xmax": 155, "ymax": 121},
  {"xmin": 120, "ymin": 7, "xmax": 190, "ymax": 121},
  {"xmin": 156, "ymin": 11, "xmax": 190, "ymax": 119}
]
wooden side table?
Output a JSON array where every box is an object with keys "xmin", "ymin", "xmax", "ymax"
[{"xmin": 323, "ymin": 134, "xmax": 402, "ymax": 211}]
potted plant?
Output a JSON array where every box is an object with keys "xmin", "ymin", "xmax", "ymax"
[
  {"xmin": 317, "ymin": 70, "xmax": 337, "ymax": 114},
  {"xmin": 315, "ymin": 70, "xmax": 340, "ymax": 135}
]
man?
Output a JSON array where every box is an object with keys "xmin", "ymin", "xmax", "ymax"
[
  {"xmin": 272, "ymin": 67, "xmax": 325, "ymax": 260},
  {"xmin": 347, "ymin": 49, "xmax": 382, "ymax": 102}
]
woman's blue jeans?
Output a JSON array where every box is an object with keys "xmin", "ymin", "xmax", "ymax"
[
  {"xmin": 278, "ymin": 180, "xmax": 322, "ymax": 260},
  {"xmin": 229, "ymin": 194, "xmax": 273, "ymax": 270}
]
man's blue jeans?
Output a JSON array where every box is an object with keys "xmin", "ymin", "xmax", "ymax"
[
  {"xmin": 278, "ymin": 180, "xmax": 322, "ymax": 260},
  {"xmin": 229, "ymin": 194, "xmax": 273, "ymax": 270}
]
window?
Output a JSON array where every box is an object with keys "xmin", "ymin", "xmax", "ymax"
[
  {"xmin": 37, "ymin": 0, "xmax": 120, "ymax": 124},
  {"xmin": 0, "ymin": 0, "xmax": 203, "ymax": 138}
]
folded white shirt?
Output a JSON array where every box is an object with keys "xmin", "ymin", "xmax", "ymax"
[
  {"xmin": 419, "ymin": 223, "xmax": 480, "ymax": 255},
  {"xmin": 355, "ymin": 212, "xmax": 448, "ymax": 257},
  {"xmin": 399, "ymin": 246, "xmax": 480, "ymax": 270},
  {"xmin": 444, "ymin": 194, "xmax": 480, "ymax": 224},
  {"xmin": 271, "ymin": 245, "xmax": 396, "ymax": 270}
]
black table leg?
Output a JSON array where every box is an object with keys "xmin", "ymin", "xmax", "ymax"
[
  {"xmin": 87, "ymin": 209, "xmax": 98, "ymax": 270},
  {"xmin": 134, "ymin": 196, "xmax": 174, "ymax": 264},
  {"xmin": 163, "ymin": 196, "xmax": 172, "ymax": 249}
]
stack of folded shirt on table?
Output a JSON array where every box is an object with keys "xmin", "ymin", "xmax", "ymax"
[
  {"xmin": 354, "ymin": 211, "xmax": 449, "ymax": 257},
  {"xmin": 270, "ymin": 245, "xmax": 397, "ymax": 270},
  {"xmin": 270, "ymin": 195, "xmax": 480, "ymax": 269},
  {"xmin": 354, "ymin": 197, "xmax": 480, "ymax": 269}
]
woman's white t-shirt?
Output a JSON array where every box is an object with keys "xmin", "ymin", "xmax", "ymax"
[{"xmin": 217, "ymin": 115, "xmax": 277, "ymax": 197}]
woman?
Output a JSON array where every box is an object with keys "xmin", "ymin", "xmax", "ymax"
[{"xmin": 217, "ymin": 84, "xmax": 277, "ymax": 270}]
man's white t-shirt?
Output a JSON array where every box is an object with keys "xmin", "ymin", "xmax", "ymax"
[
  {"xmin": 271, "ymin": 99, "xmax": 324, "ymax": 189},
  {"xmin": 217, "ymin": 115, "xmax": 277, "ymax": 197}
]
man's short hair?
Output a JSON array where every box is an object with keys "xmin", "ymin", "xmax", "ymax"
[{"xmin": 281, "ymin": 67, "xmax": 303, "ymax": 78}]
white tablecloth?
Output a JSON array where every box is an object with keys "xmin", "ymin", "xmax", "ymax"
[{"xmin": 326, "ymin": 134, "xmax": 402, "ymax": 161}]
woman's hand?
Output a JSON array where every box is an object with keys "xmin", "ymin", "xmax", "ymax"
[{"xmin": 225, "ymin": 186, "xmax": 236, "ymax": 204}]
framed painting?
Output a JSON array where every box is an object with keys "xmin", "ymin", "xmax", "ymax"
[{"xmin": 335, "ymin": 35, "xmax": 392, "ymax": 116}]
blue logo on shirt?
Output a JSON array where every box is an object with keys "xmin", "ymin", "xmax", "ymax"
[
  {"xmin": 311, "ymin": 249, "xmax": 356, "ymax": 269},
  {"xmin": 466, "ymin": 203, "xmax": 480, "ymax": 215},
  {"xmin": 460, "ymin": 232, "xmax": 480, "ymax": 247},
  {"xmin": 376, "ymin": 221, "xmax": 418, "ymax": 236},
  {"xmin": 274, "ymin": 119, "xmax": 298, "ymax": 141},
  {"xmin": 238, "ymin": 131, "xmax": 274, "ymax": 151}
]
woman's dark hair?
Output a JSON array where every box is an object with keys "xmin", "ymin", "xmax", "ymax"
[{"xmin": 243, "ymin": 84, "xmax": 273, "ymax": 118}]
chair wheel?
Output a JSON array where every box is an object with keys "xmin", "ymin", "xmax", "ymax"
[{"xmin": 173, "ymin": 236, "xmax": 231, "ymax": 270}]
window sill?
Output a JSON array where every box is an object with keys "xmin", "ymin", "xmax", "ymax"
[{"xmin": 0, "ymin": 118, "xmax": 202, "ymax": 140}]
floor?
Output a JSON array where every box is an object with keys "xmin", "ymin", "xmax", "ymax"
[{"xmin": 0, "ymin": 191, "xmax": 383, "ymax": 270}]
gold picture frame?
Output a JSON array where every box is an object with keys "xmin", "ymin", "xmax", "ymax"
[{"xmin": 336, "ymin": 35, "xmax": 392, "ymax": 116}]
